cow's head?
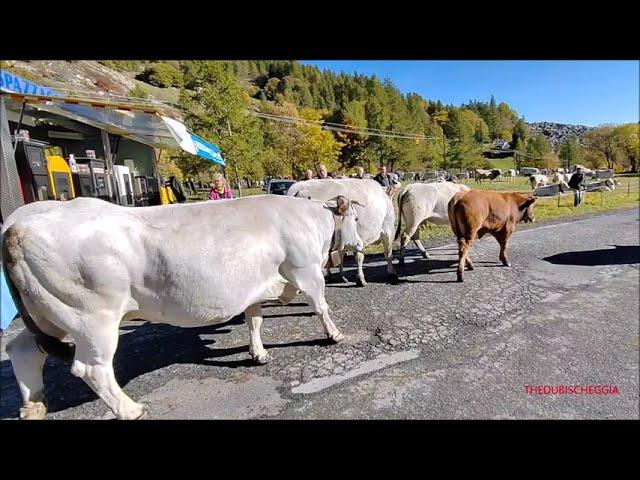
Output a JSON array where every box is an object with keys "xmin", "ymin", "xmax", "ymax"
[
  {"xmin": 518, "ymin": 195, "xmax": 537, "ymax": 223},
  {"xmin": 325, "ymin": 195, "xmax": 365, "ymax": 253}
]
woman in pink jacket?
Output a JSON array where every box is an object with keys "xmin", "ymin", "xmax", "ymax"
[{"xmin": 208, "ymin": 173, "xmax": 234, "ymax": 200}]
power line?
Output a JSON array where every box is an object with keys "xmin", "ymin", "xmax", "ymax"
[{"xmin": 251, "ymin": 111, "xmax": 439, "ymax": 141}]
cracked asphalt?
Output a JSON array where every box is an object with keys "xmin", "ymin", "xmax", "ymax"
[{"xmin": 1, "ymin": 208, "xmax": 638, "ymax": 419}]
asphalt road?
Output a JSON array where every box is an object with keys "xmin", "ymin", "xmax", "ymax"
[{"xmin": 1, "ymin": 208, "xmax": 638, "ymax": 420}]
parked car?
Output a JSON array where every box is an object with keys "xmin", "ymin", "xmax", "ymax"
[{"xmin": 265, "ymin": 179, "xmax": 297, "ymax": 195}]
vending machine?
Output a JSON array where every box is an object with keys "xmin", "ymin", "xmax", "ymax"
[
  {"xmin": 45, "ymin": 156, "xmax": 75, "ymax": 201},
  {"xmin": 14, "ymin": 139, "xmax": 52, "ymax": 203},
  {"xmin": 75, "ymin": 158, "xmax": 109, "ymax": 201},
  {"xmin": 146, "ymin": 175, "xmax": 160, "ymax": 206},
  {"xmin": 133, "ymin": 175, "xmax": 149, "ymax": 206},
  {"xmin": 113, "ymin": 165, "xmax": 134, "ymax": 206}
]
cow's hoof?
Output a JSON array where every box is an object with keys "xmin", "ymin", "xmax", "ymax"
[
  {"xmin": 252, "ymin": 352, "xmax": 270, "ymax": 365},
  {"xmin": 456, "ymin": 276, "xmax": 464, "ymax": 283},
  {"xmin": 388, "ymin": 273, "xmax": 399, "ymax": 285},
  {"xmin": 355, "ymin": 277, "xmax": 367, "ymax": 287},
  {"xmin": 466, "ymin": 264, "xmax": 474, "ymax": 271},
  {"xmin": 19, "ymin": 401, "xmax": 47, "ymax": 420},
  {"xmin": 502, "ymin": 261, "xmax": 511, "ymax": 267},
  {"xmin": 135, "ymin": 404, "xmax": 150, "ymax": 420},
  {"xmin": 328, "ymin": 331, "xmax": 345, "ymax": 343}
]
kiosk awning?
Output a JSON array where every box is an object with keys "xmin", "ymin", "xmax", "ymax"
[{"xmin": 1, "ymin": 70, "xmax": 225, "ymax": 166}]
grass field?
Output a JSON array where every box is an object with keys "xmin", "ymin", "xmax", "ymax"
[{"xmin": 486, "ymin": 157, "xmax": 516, "ymax": 171}]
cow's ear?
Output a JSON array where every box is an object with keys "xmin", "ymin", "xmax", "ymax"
[{"xmin": 351, "ymin": 199, "xmax": 366, "ymax": 208}]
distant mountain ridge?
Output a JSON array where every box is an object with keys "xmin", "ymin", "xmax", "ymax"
[{"xmin": 526, "ymin": 121, "xmax": 592, "ymax": 148}]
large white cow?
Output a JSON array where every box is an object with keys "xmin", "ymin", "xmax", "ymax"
[
  {"xmin": 529, "ymin": 174, "xmax": 549, "ymax": 190},
  {"xmin": 2, "ymin": 195, "xmax": 364, "ymax": 420},
  {"xmin": 395, "ymin": 182, "xmax": 470, "ymax": 264},
  {"xmin": 287, "ymin": 179, "xmax": 397, "ymax": 286}
]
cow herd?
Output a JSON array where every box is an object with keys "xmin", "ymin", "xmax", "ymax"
[{"xmin": 2, "ymin": 178, "xmax": 539, "ymax": 420}]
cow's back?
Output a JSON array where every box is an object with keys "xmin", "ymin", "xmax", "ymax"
[
  {"xmin": 288, "ymin": 179, "xmax": 393, "ymax": 245},
  {"xmin": 450, "ymin": 190, "xmax": 519, "ymax": 239}
]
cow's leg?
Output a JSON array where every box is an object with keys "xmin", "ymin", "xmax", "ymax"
[
  {"xmin": 71, "ymin": 322, "xmax": 149, "ymax": 420},
  {"xmin": 284, "ymin": 265, "xmax": 344, "ymax": 343},
  {"xmin": 381, "ymin": 230, "xmax": 398, "ymax": 284},
  {"xmin": 354, "ymin": 251, "xmax": 367, "ymax": 287},
  {"xmin": 337, "ymin": 250, "xmax": 349, "ymax": 283},
  {"xmin": 457, "ymin": 234, "xmax": 476, "ymax": 282},
  {"xmin": 495, "ymin": 228, "xmax": 514, "ymax": 267},
  {"xmin": 398, "ymin": 231, "xmax": 410, "ymax": 265},
  {"xmin": 6, "ymin": 329, "xmax": 48, "ymax": 420},
  {"xmin": 412, "ymin": 238, "xmax": 430, "ymax": 259},
  {"xmin": 278, "ymin": 282, "xmax": 299, "ymax": 305},
  {"xmin": 244, "ymin": 304, "xmax": 269, "ymax": 364}
]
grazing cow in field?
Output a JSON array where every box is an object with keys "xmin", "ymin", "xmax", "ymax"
[
  {"xmin": 287, "ymin": 178, "xmax": 397, "ymax": 286},
  {"xmin": 2, "ymin": 195, "xmax": 364, "ymax": 420},
  {"xmin": 447, "ymin": 190, "xmax": 537, "ymax": 282},
  {"xmin": 395, "ymin": 182, "xmax": 470, "ymax": 264},
  {"xmin": 595, "ymin": 169, "xmax": 614, "ymax": 180},
  {"xmin": 585, "ymin": 178, "xmax": 618, "ymax": 192},
  {"xmin": 506, "ymin": 169, "xmax": 516, "ymax": 182},
  {"xmin": 475, "ymin": 169, "xmax": 501, "ymax": 183},
  {"xmin": 529, "ymin": 174, "xmax": 549, "ymax": 190}
]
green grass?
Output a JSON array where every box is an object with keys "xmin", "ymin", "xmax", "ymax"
[{"xmin": 486, "ymin": 157, "xmax": 516, "ymax": 171}]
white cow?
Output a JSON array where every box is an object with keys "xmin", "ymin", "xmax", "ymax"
[
  {"xmin": 506, "ymin": 169, "xmax": 516, "ymax": 182},
  {"xmin": 2, "ymin": 195, "xmax": 364, "ymax": 420},
  {"xmin": 529, "ymin": 174, "xmax": 549, "ymax": 190},
  {"xmin": 287, "ymin": 179, "xmax": 397, "ymax": 286},
  {"xmin": 551, "ymin": 172, "xmax": 573, "ymax": 184},
  {"xmin": 395, "ymin": 182, "xmax": 470, "ymax": 264}
]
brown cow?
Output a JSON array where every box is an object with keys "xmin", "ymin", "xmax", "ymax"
[{"xmin": 447, "ymin": 190, "xmax": 537, "ymax": 282}]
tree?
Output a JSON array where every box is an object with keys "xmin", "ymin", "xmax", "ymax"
[
  {"xmin": 179, "ymin": 61, "xmax": 264, "ymax": 184},
  {"xmin": 584, "ymin": 125, "xmax": 617, "ymax": 169},
  {"xmin": 613, "ymin": 123, "xmax": 639, "ymax": 172},
  {"xmin": 558, "ymin": 138, "xmax": 585, "ymax": 170},
  {"xmin": 297, "ymin": 108, "xmax": 343, "ymax": 175},
  {"xmin": 137, "ymin": 62, "xmax": 183, "ymax": 88},
  {"xmin": 128, "ymin": 84, "xmax": 150, "ymax": 99}
]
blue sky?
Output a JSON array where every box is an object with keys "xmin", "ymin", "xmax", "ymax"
[{"xmin": 300, "ymin": 61, "xmax": 639, "ymax": 126}]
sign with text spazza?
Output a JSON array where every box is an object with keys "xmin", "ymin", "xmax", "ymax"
[{"xmin": 0, "ymin": 69, "xmax": 60, "ymax": 97}]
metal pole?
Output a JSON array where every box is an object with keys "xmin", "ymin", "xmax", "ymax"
[
  {"xmin": 226, "ymin": 120, "xmax": 242, "ymax": 197},
  {"xmin": 12, "ymin": 99, "xmax": 26, "ymax": 154},
  {"xmin": 442, "ymin": 130, "xmax": 446, "ymax": 170}
]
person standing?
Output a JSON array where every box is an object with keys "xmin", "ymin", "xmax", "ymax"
[
  {"xmin": 316, "ymin": 164, "xmax": 332, "ymax": 179},
  {"xmin": 568, "ymin": 167, "xmax": 586, "ymax": 206},
  {"xmin": 208, "ymin": 173, "xmax": 234, "ymax": 200}
]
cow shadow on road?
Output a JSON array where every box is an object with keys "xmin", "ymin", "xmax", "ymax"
[
  {"xmin": 326, "ymin": 251, "xmax": 506, "ymax": 285},
  {"xmin": 0, "ymin": 312, "xmax": 325, "ymax": 418},
  {"xmin": 543, "ymin": 245, "xmax": 640, "ymax": 266}
]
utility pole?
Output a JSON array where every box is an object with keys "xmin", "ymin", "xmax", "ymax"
[
  {"xmin": 442, "ymin": 130, "xmax": 447, "ymax": 170},
  {"xmin": 226, "ymin": 119, "xmax": 242, "ymax": 197}
]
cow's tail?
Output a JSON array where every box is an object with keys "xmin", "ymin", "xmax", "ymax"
[
  {"xmin": 447, "ymin": 193, "xmax": 464, "ymax": 239},
  {"xmin": 1, "ymin": 226, "xmax": 75, "ymax": 362},
  {"xmin": 394, "ymin": 188, "xmax": 408, "ymax": 242}
]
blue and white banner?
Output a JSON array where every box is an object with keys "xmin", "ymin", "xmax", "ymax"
[{"xmin": 162, "ymin": 116, "xmax": 225, "ymax": 166}]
